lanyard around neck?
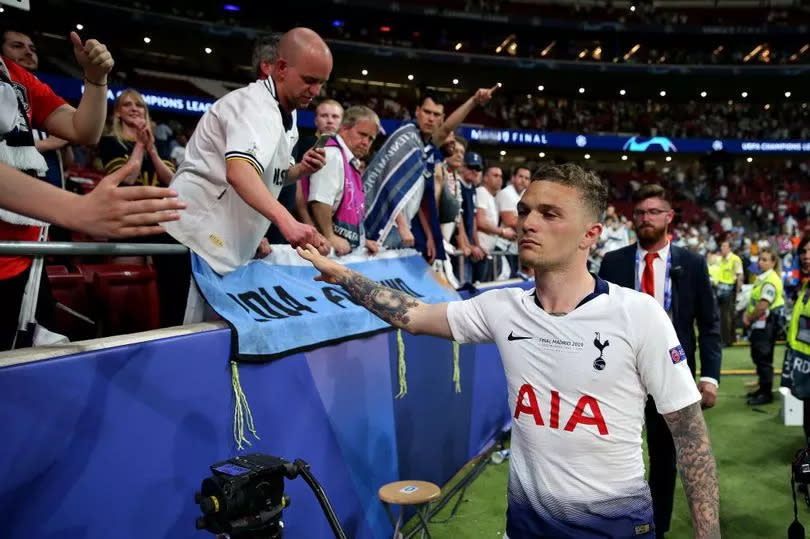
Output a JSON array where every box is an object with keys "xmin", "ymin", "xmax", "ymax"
[{"xmin": 635, "ymin": 247, "xmax": 672, "ymax": 312}]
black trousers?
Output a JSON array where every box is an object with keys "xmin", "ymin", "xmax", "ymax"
[
  {"xmin": 0, "ymin": 264, "xmax": 57, "ymax": 351},
  {"xmin": 750, "ymin": 314, "xmax": 778, "ymax": 388},
  {"xmin": 472, "ymin": 257, "xmax": 493, "ymax": 283},
  {"xmin": 0, "ymin": 268, "xmax": 30, "ymax": 351},
  {"xmin": 145, "ymin": 233, "xmax": 191, "ymax": 328},
  {"xmin": 717, "ymin": 291, "xmax": 737, "ymax": 346},
  {"xmin": 645, "ymin": 396, "xmax": 677, "ymax": 538}
]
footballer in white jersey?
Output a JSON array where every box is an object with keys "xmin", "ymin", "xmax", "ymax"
[
  {"xmin": 447, "ymin": 280, "xmax": 700, "ymax": 537},
  {"xmin": 295, "ymin": 163, "xmax": 720, "ymax": 539}
]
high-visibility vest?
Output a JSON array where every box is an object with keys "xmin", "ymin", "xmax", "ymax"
[
  {"xmin": 708, "ymin": 261, "xmax": 722, "ymax": 286},
  {"xmin": 717, "ymin": 253, "xmax": 742, "ymax": 285},
  {"xmin": 789, "ymin": 281, "xmax": 810, "ymax": 356},
  {"xmin": 747, "ymin": 268, "xmax": 784, "ymax": 315}
]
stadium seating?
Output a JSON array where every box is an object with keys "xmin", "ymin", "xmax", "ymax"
[
  {"xmin": 46, "ymin": 265, "xmax": 95, "ymax": 341},
  {"xmin": 77, "ymin": 264, "xmax": 161, "ymax": 336}
]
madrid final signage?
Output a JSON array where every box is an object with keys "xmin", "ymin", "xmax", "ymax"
[{"xmin": 458, "ymin": 127, "xmax": 810, "ymax": 154}]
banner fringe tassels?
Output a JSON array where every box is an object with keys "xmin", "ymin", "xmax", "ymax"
[
  {"xmin": 452, "ymin": 341, "xmax": 461, "ymax": 393},
  {"xmin": 395, "ymin": 329, "xmax": 407, "ymax": 398},
  {"xmin": 231, "ymin": 361, "xmax": 260, "ymax": 450}
]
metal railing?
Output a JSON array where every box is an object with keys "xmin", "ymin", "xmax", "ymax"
[
  {"xmin": 0, "ymin": 242, "xmax": 524, "ymax": 286},
  {"xmin": 0, "ymin": 241, "xmax": 188, "ymax": 256}
]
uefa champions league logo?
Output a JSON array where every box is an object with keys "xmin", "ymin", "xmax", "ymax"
[{"xmin": 622, "ymin": 136, "xmax": 678, "ymax": 152}]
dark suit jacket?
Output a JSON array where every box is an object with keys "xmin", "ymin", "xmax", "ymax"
[{"xmin": 598, "ymin": 243, "xmax": 722, "ymax": 381}]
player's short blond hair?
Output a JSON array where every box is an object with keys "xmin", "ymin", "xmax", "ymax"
[{"xmin": 531, "ymin": 163, "xmax": 607, "ymax": 220}]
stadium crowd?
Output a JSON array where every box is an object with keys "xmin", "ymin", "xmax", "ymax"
[
  {"xmin": 326, "ymin": 85, "xmax": 810, "ymax": 139},
  {"xmin": 0, "ymin": 22, "xmax": 808, "ymax": 348}
]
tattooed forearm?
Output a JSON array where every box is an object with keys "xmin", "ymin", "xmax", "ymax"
[
  {"xmin": 663, "ymin": 402, "xmax": 721, "ymax": 539},
  {"xmin": 338, "ymin": 269, "xmax": 422, "ymax": 329}
]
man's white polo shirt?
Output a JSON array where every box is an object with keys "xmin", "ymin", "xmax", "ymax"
[{"xmin": 164, "ymin": 77, "xmax": 298, "ymax": 274}]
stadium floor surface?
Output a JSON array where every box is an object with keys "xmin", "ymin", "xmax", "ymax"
[{"xmin": 403, "ymin": 345, "xmax": 804, "ymax": 538}]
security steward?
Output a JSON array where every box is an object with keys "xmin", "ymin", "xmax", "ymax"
[{"xmin": 744, "ymin": 247, "xmax": 784, "ymax": 405}]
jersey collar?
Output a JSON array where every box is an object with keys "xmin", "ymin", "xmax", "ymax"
[
  {"xmin": 264, "ymin": 76, "xmax": 294, "ymax": 132},
  {"xmin": 533, "ymin": 274, "xmax": 609, "ymax": 313}
]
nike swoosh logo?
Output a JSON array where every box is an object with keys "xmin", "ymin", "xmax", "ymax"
[{"xmin": 507, "ymin": 331, "xmax": 532, "ymax": 341}]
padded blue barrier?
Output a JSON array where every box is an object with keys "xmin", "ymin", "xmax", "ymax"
[{"xmin": 0, "ymin": 282, "xmax": 520, "ymax": 538}]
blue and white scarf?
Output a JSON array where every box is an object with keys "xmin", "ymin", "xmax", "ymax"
[{"xmin": 363, "ymin": 122, "xmax": 426, "ymax": 245}]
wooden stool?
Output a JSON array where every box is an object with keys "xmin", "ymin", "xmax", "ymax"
[{"xmin": 378, "ymin": 480, "xmax": 441, "ymax": 539}]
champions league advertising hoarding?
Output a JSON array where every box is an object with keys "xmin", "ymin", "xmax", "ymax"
[{"xmin": 458, "ymin": 126, "xmax": 810, "ymax": 155}]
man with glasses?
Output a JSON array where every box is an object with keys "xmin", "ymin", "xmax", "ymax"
[{"xmin": 599, "ymin": 184, "xmax": 721, "ymax": 539}]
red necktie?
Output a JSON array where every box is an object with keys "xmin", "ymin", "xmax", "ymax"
[{"xmin": 641, "ymin": 252, "xmax": 657, "ymax": 297}]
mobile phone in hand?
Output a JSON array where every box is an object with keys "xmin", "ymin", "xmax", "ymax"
[{"xmin": 312, "ymin": 134, "xmax": 331, "ymax": 149}]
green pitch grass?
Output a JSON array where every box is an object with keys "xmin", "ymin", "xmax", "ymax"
[{"xmin": 404, "ymin": 345, "xmax": 806, "ymax": 538}]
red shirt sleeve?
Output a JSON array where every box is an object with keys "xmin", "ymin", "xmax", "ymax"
[{"xmin": 3, "ymin": 56, "xmax": 67, "ymax": 128}]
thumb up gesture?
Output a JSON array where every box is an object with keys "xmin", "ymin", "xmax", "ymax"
[{"xmin": 70, "ymin": 32, "xmax": 114, "ymax": 85}]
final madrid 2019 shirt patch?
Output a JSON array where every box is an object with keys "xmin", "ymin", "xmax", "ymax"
[{"xmin": 669, "ymin": 345, "xmax": 686, "ymax": 365}]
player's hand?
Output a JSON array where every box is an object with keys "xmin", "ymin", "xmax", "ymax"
[
  {"xmin": 70, "ymin": 32, "xmax": 114, "ymax": 83},
  {"xmin": 330, "ymin": 235, "xmax": 352, "ymax": 256},
  {"xmin": 698, "ymin": 381, "xmax": 717, "ymax": 409},
  {"xmin": 472, "ymin": 84, "xmax": 499, "ymax": 106},
  {"xmin": 399, "ymin": 227, "xmax": 415, "ymax": 247},
  {"xmin": 254, "ymin": 237, "xmax": 272, "ymax": 259},
  {"xmin": 70, "ymin": 170, "xmax": 185, "ymax": 238},
  {"xmin": 298, "ymin": 147, "xmax": 327, "ymax": 176},
  {"xmin": 365, "ymin": 239, "xmax": 380, "ymax": 255},
  {"xmin": 470, "ymin": 245, "xmax": 486, "ymax": 261},
  {"xmin": 296, "ymin": 243, "xmax": 348, "ymax": 285}
]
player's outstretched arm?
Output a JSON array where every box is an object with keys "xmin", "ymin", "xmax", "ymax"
[
  {"xmin": 663, "ymin": 402, "xmax": 720, "ymax": 539},
  {"xmin": 296, "ymin": 244, "xmax": 452, "ymax": 338}
]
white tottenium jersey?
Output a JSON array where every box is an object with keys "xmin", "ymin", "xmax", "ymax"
[
  {"xmin": 446, "ymin": 278, "xmax": 700, "ymax": 538},
  {"xmin": 164, "ymin": 77, "xmax": 298, "ymax": 274}
]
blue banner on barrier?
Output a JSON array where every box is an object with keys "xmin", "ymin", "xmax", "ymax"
[{"xmin": 191, "ymin": 248, "xmax": 459, "ymax": 359}]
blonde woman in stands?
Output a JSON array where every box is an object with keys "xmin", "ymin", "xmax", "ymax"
[
  {"xmin": 99, "ymin": 90, "xmax": 184, "ymax": 328},
  {"xmin": 98, "ymin": 89, "xmax": 175, "ymax": 186}
]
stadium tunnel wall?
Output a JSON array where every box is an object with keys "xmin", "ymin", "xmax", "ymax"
[{"xmin": 0, "ymin": 284, "xmax": 525, "ymax": 538}]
